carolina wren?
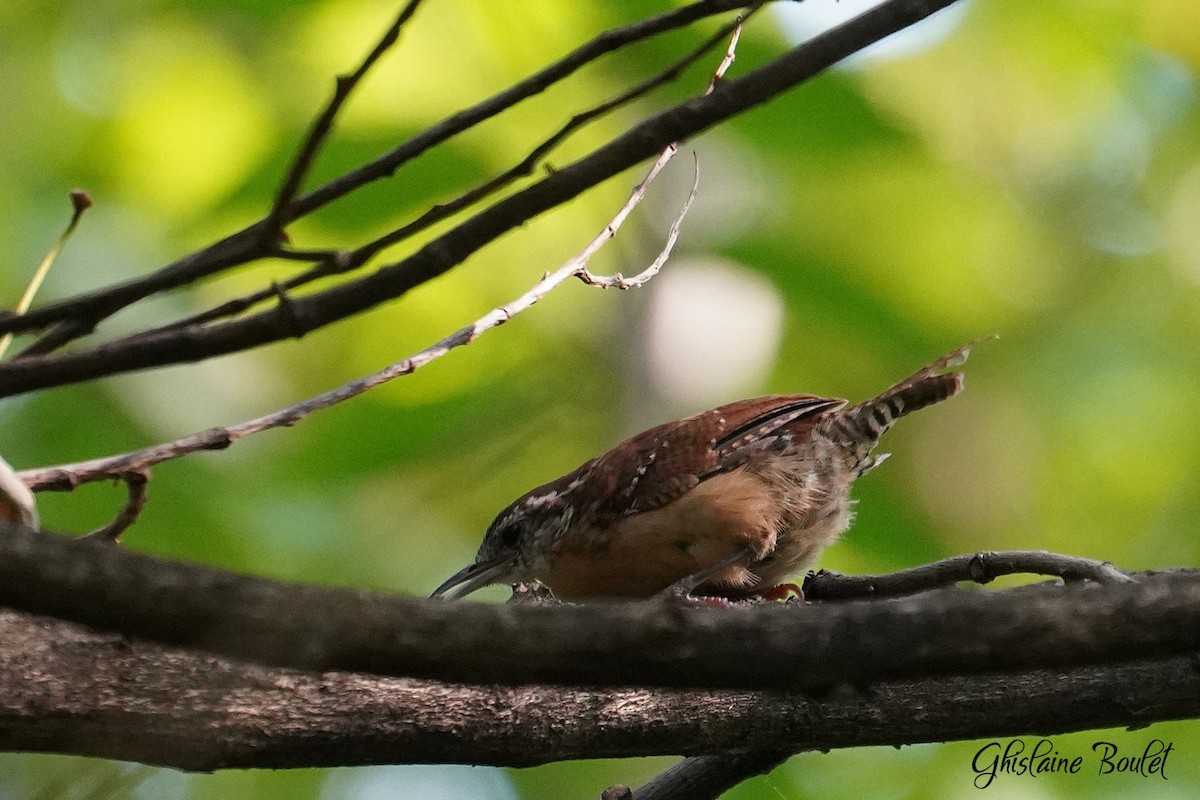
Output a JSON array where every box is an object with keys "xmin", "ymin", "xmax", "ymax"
[{"xmin": 432, "ymin": 340, "xmax": 981, "ymax": 602}]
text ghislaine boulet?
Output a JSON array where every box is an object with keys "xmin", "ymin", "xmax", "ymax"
[{"xmin": 971, "ymin": 738, "xmax": 1173, "ymax": 789}]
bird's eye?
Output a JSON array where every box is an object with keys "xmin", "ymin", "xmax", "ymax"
[{"xmin": 499, "ymin": 522, "xmax": 521, "ymax": 548}]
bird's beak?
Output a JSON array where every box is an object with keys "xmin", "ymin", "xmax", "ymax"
[{"xmin": 429, "ymin": 557, "xmax": 515, "ymax": 600}]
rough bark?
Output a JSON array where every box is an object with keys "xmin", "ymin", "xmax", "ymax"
[
  {"xmin": 2, "ymin": 526, "xmax": 1199, "ymax": 693},
  {"xmin": 3, "ymin": 610, "xmax": 1197, "ymax": 772}
]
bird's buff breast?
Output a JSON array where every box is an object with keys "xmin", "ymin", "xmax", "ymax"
[{"xmin": 539, "ymin": 460, "xmax": 853, "ymax": 600}]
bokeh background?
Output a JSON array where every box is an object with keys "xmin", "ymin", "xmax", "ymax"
[{"xmin": 3, "ymin": 0, "xmax": 1199, "ymax": 797}]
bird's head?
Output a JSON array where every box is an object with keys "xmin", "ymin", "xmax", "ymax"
[{"xmin": 428, "ymin": 476, "xmax": 580, "ymax": 600}]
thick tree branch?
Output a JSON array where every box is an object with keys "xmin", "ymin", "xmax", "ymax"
[
  {"xmin": 0, "ymin": 0, "xmax": 964, "ymax": 397},
  {"xmin": 632, "ymin": 550, "xmax": 1135, "ymax": 797},
  {"xmin": 2, "ymin": 609, "xmax": 1196, "ymax": 773},
  {"xmin": 1, "ymin": 524, "xmax": 1197, "ymax": 694}
]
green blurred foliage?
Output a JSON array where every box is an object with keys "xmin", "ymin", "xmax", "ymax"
[{"xmin": 2, "ymin": 0, "xmax": 1199, "ymax": 797}]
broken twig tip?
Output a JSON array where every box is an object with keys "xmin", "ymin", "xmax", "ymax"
[{"xmin": 69, "ymin": 189, "xmax": 93, "ymax": 213}]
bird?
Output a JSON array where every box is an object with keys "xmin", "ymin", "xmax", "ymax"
[{"xmin": 431, "ymin": 339, "xmax": 983, "ymax": 602}]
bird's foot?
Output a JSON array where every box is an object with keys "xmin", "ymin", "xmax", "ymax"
[{"xmin": 653, "ymin": 547, "xmax": 757, "ymax": 606}]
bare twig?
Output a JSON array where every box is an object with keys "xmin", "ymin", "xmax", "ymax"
[
  {"xmin": 282, "ymin": 0, "xmax": 748, "ymax": 222},
  {"xmin": 14, "ymin": 319, "xmax": 93, "ymax": 359},
  {"xmin": 17, "ymin": 150, "xmax": 698, "ymax": 493},
  {"xmin": 271, "ymin": 247, "xmax": 349, "ymax": 264},
  {"xmin": 0, "ymin": 0, "xmax": 964, "ymax": 396},
  {"xmin": 13, "ymin": 0, "xmax": 424, "ymax": 359},
  {"xmin": 16, "ymin": 11, "xmax": 722, "ymax": 491},
  {"xmin": 629, "ymin": 752, "xmax": 790, "ymax": 800},
  {"xmin": 803, "ymin": 550, "xmax": 1135, "ymax": 602},
  {"xmin": 104, "ymin": 9, "xmax": 754, "ymax": 340},
  {"xmin": 81, "ymin": 471, "xmax": 149, "ymax": 544},
  {"xmin": 117, "ymin": 250, "xmax": 354, "ymax": 341},
  {"xmin": 264, "ymin": 0, "xmax": 425, "ymax": 238},
  {"xmin": 579, "ymin": 10, "xmax": 743, "ymax": 289},
  {"xmin": 344, "ymin": 6, "xmax": 762, "ymax": 270},
  {"xmin": 0, "ymin": 190, "xmax": 91, "ymax": 359},
  {"xmin": 0, "ymin": 0, "xmax": 757, "ymax": 345}
]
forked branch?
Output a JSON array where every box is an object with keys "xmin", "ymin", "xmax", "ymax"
[
  {"xmin": 17, "ymin": 145, "xmax": 698, "ymax": 495},
  {"xmin": 0, "ymin": 0, "xmax": 761, "ymax": 345},
  {"xmin": 0, "ymin": 0, "xmax": 965, "ymax": 397},
  {"xmin": 15, "ymin": 13, "xmax": 742, "ymax": 499}
]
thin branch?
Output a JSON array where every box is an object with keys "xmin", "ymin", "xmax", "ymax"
[
  {"xmin": 81, "ymin": 471, "xmax": 149, "ymax": 543},
  {"xmin": 282, "ymin": 0, "xmax": 751, "ymax": 222},
  {"xmin": 639, "ymin": 556, "xmax": 1133, "ymax": 795},
  {"xmin": 13, "ymin": 248, "xmax": 351, "ymax": 359},
  {"xmin": 342, "ymin": 6, "xmax": 762, "ymax": 271},
  {"xmin": 0, "ymin": 0, "xmax": 964, "ymax": 397},
  {"xmin": 579, "ymin": 9, "xmax": 744, "ymax": 290},
  {"xmin": 0, "ymin": 0, "xmax": 757, "ymax": 344},
  {"xmin": 8, "ymin": 229, "xmax": 271, "ymax": 359},
  {"xmin": 264, "ymin": 0, "xmax": 425, "ymax": 237},
  {"xmin": 804, "ymin": 550, "xmax": 1135, "ymax": 601},
  {"xmin": 271, "ymin": 246, "xmax": 349, "ymax": 263},
  {"xmin": 17, "ymin": 15, "xmax": 718, "ymax": 491},
  {"xmin": 103, "ymin": 9, "xmax": 749, "ymax": 340},
  {"xmin": 0, "ymin": 190, "xmax": 91, "ymax": 359},
  {"xmin": 114, "ymin": 250, "xmax": 354, "ymax": 341},
  {"xmin": 14, "ymin": 319, "xmax": 92, "ymax": 359},
  {"xmin": 17, "ymin": 154, "xmax": 697, "ymax": 492},
  {"xmin": 630, "ymin": 752, "xmax": 790, "ymax": 800}
]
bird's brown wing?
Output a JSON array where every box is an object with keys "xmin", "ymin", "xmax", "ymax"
[{"xmin": 584, "ymin": 395, "xmax": 845, "ymax": 522}]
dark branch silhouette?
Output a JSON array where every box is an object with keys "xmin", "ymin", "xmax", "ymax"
[
  {"xmin": 0, "ymin": 0, "xmax": 759, "ymax": 347},
  {"xmin": 68, "ymin": 12, "xmax": 750, "ymax": 345},
  {"xmin": 2, "ymin": 524, "xmax": 1198, "ymax": 693},
  {"xmin": 264, "ymin": 0, "xmax": 426, "ymax": 238},
  {"xmin": 3, "ymin": 573, "xmax": 1196, "ymax": 772},
  {"xmin": 16, "ymin": 140, "xmax": 698, "ymax": 497},
  {"xmin": 0, "ymin": 0, "xmax": 963, "ymax": 397}
]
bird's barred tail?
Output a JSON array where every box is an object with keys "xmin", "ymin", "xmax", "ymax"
[{"xmin": 820, "ymin": 337, "xmax": 990, "ymax": 476}]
